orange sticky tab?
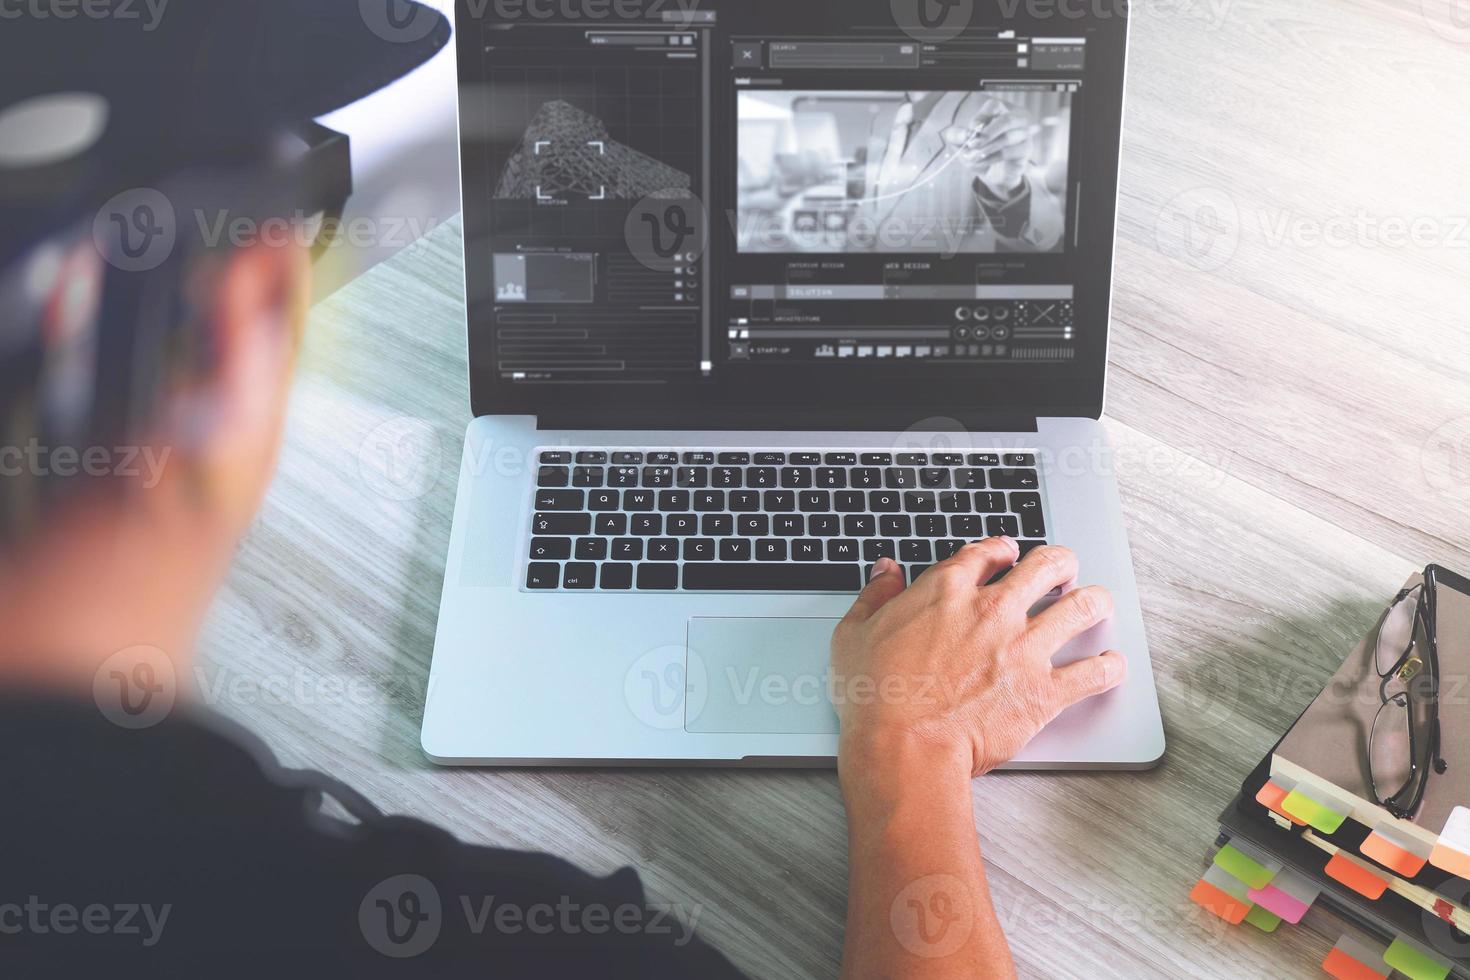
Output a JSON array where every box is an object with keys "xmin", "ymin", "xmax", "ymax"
[
  {"xmin": 1189, "ymin": 879, "xmax": 1250, "ymax": 925},
  {"xmin": 1256, "ymin": 780, "xmax": 1305, "ymax": 826},
  {"xmin": 1361, "ymin": 831, "xmax": 1428, "ymax": 878},
  {"xmin": 1325, "ymin": 853, "xmax": 1390, "ymax": 900},
  {"xmin": 1323, "ymin": 947, "xmax": 1389, "ymax": 980}
]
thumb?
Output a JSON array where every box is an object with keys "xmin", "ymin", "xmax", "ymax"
[
  {"xmin": 842, "ymin": 558, "xmax": 907, "ymax": 625},
  {"xmin": 1052, "ymin": 651, "xmax": 1127, "ymax": 709}
]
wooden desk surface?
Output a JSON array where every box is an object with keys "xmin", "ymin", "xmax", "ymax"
[{"xmin": 200, "ymin": 2, "xmax": 1470, "ymax": 975}]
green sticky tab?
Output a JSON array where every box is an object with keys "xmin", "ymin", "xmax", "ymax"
[
  {"xmin": 1213, "ymin": 844, "xmax": 1276, "ymax": 890},
  {"xmin": 1281, "ymin": 788, "xmax": 1347, "ymax": 834},
  {"xmin": 1384, "ymin": 938, "xmax": 1451, "ymax": 980},
  {"xmin": 1243, "ymin": 905, "xmax": 1281, "ymax": 933}
]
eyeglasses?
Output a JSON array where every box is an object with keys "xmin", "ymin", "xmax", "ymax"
[{"xmin": 1367, "ymin": 566, "xmax": 1448, "ymax": 819}]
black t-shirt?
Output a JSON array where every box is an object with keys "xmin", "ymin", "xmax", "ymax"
[{"xmin": 0, "ymin": 694, "xmax": 746, "ymax": 978}]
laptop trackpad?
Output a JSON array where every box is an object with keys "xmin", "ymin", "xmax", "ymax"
[{"xmin": 686, "ymin": 618, "xmax": 841, "ymax": 735}]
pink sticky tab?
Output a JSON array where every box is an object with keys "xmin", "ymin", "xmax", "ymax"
[{"xmin": 1247, "ymin": 883, "xmax": 1312, "ymax": 924}]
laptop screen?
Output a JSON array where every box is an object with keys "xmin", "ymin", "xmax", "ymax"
[{"xmin": 457, "ymin": 0, "xmax": 1128, "ymax": 419}]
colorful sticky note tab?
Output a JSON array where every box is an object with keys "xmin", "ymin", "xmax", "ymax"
[
  {"xmin": 1282, "ymin": 787, "xmax": 1349, "ymax": 834},
  {"xmin": 1248, "ymin": 879, "xmax": 1317, "ymax": 924},
  {"xmin": 1243, "ymin": 904, "xmax": 1281, "ymax": 933},
  {"xmin": 1323, "ymin": 934, "xmax": 1390, "ymax": 980},
  {"xmin": 1212, "ymin": 841, "xmax": 1280, "ymax": 890},
  {"xmin": 1383, "ymin": 937, "xmax": 1452, "ymax": 980},
  {"xmin": 1191, "ymin": 868, "xmax": 1251, "ymax": 926},
  {"xmin": 1429, "ymin": 806, "xmax": 1470, "ymax": 878},
  {"xmin": 1325, "ymin": 852, "xmax": 1390, "ymax": 900},
  {"xmin": 1361, "ymin": 825, "xmax": 1429, "ymax": 878},
  {"xmin": 1256, "ymin": 780, "xmax": 1306, "ymax": 826}
]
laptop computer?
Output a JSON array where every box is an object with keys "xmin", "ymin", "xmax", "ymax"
[{"xmin": 424, "ymin": 0, "xmax": 1164, "ymax": 768}]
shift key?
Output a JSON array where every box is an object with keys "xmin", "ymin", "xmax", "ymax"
[{"xmin": 531, "ymin": 512, "xmax": 592, "ymax": 536}]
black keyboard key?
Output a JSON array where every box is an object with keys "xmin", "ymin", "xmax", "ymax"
[
  {"xmin": 916, "ymin": 515, "xmax": 947, "ymax": 538},
  {"xmin": 683, "ymin": 538, "xmax": 716, "ymax": 561},
  {"xmin": 911, "ymin": 564, "xmax": 933, "ymax": 580},
  {"xmin": 951, "ymin": 515, "xmax": 985, "ymax": 537},
  {"xmin": 701, "ymin": 514, "xmax": 734, "ymax": 536},
  {"xmin": 729, "ymin": 490, "xmax": 761, "ymax": 512},
  {"xmin": 647, "ymin": 539, "xmax": 679, "ymax": 561},
  {"xmin": 572, "ymin": 467, "xmax": 604, "ymax": 488},
  {"xmin": 764, "ymin": 491, "xmax": 796, "ymax": 512},
  {"xmin": 933, "ymin": 453, "xmax": 964, "ymax": 466},
  {"xmin": 683, "ymin": 452, "xmax": 715, "ymax": 465},
  {"xmin": 808, "ymin": 514, "xmax": 840, "ymax": 537},
  {"xmin": 529, "ymin": 537, "xmax": 572, "ymax": 560},
  {"xmin": 756, "ymin": 540, "xmax": 787, "ymax": 561},
  {"xmin": 642, "ymin": 467, "xmax": 674, "ymax": 488},
  {"xmin": 863, "ymin": 540, "xmax": 896, "ymax": 562},
  {"xmin": 748, "ymin": 468, "xmax": 777, "ymax": 488},
  {"xmin": 611, "ymin": 538, "xmax": 644, "ymax": 561},
  {"xmin": 667, "ymin": 514, "xmax": 698, "ymax": 536},
  {"xmin": 844, "ymin": 514, "xmax": 877, "ymax": 537},
  {"xmin": 624, "ymin": 490, "xmax": 655, "ymax": 511},
  {"xmin": 636, "ymin": 564, "xmax": 678, "ymax": 590},
  {"xmin": 536, "ymin": 489, "xmax": 584, "ymax": 511},
  {"xmin": 1012, "ymin": 492, "xmax": 1046, "ymax": 537},
  {"xmin": 600, "ymin": 563, "xmax": 633, "ymax": 590},
  {"xmin": 903, "ymin": 491, "xmax": 937, "ymax": 513},
  {"xmin": 790, "ymin": 452, "xmax": 822, "ymax": 465},
  {"xmin": 712, "ymin": 467, "xmax": 744, "ymax": 488},
  {"xmin": 526, "ymin": 563, "xmax": 560, "ymax": 589},
  {"xmin": 919, "ymin": 468, "xmax": 951, "ymax": 489},
  {"xmin": 780, "ymin": 467, "xmax": 813, "ymax": 489},
  {"xmin": 987, "ymin": 515, "xmax": 1021, "ymax": 537},
  {"xmin": 658, "ymin": 490, "xmax": 691, "ymax": 511},
  {"xmin": 717, "ymin": 452, "xmax": 751, "ymax": 465},
  {"xmin": 834, "ymin": 491, "xmax": 866, "ymax": 513},
  {"xmin": 694, "ymin": 490, "xmax": 726, "ymax": 511},
  {"xmin": 935, "ymin": 539, "xmax": 965, "ymax": 561},
  {"xmin": 897, "ymin": 453, "xmax": 928, "ymax": 466},
  {"xmin": 884, "ymin": 468, "xmax": 918, "ymax": 489},
  {"xmin": 595, "ymin": 514, "xmax": 627, "ymax": 535},
  {"xmin": 826, "ymin": 539, "xmax": 860, "ymax": 562},
  {"xmin": 532, "ymin": 513, "xmax": 591, "ymax": 536},
  {"xmin": 610, "ymin": 467, "xmax": 639, "ymax": 488},
  {"xmin": 825, "ymin": 453, "xmax": 857, "ymax": 465},
  {"xmin": 816, "ymin": 467, "xmax": 848, "ymax": 489},
  {"xmin": 901, "ymin": 540, "xmax": 933, "ymax": 563},
  {"xmin": 738, "ymin": 515, "xmax": 769, "ymax": 536},
  {"xmin": 541, "ymin": 451, "xmax": 572, "ymax": 465},
  {"xmin": 1019, "ymin": 540, "xmax": 1046, "ymax": 558},
  {"xmin": 991, "ymin": 468, "xmax": 1040, "ymax": 490},
  {"xmin": 575, "ymin": 538, "xmax": 608, "ymax": 561},
  {"xmin": 754, "ymin": 452, "xmax": 786, "ymax": 465},
  {"xmin": 587, "ymin": 489, "xmax": 619, "ymax": 512},
  {"xmin": 799, "ymin": 491, "xmax": 831, "ymax": 512},
  {"xmin": 576, "ymin": 451, "xmax": 608, "ymax": 465},
  {"xmin": 648, "ymin": 452, "xmax": 679, "ymax": 465},
  {"xmin": 877, "ymin": 514, "xmax": 909, "ymax": 537},
  {"xmin": 1004, "ymin": 453, "xmax": 1037, "ymax": 467},
  {"xmin": 968, "ymin": 453, "xmax": 1000, "ymax": 466},
  {"xmin": 676, "ymin": 467, "xmax": 708, "ymax": 488},
  {"xmin": 851, "ymin": 468, "xmax": 882, "ymax": 489},
  {"xmin": 537, "ymin": 466, "xmax": 570, "ymax": 488},
  {"xmin": 773, "ymin": 515, "xmax": 804, "ymax": 536},
  {"xmin": 974, "ymin": 492, "xmax": 1006, "ymax": 513},
  {"xmin": 955, "ymin": 468, "xmax": 987, "ymax": 489},
  {"xmin": 632, "ymin": 514, "xmax": 662, "ymax": 536},
  {"xmin": 792, "ymin": 539, "xmax": 823, "ymax": 562},
  {"xmin": 861, "ymin": 453, "xmax": 893, "ymax": 466},
  {"xmin": 720, "ymin": 539, "xmax": 753, "ymax": 561},
  {"xmin": 613, "ymin": 452, "xmax": 644, "ymax": 465},
  {"xmin": 866, "ymin": 564, "xmax": 905, "ymax": 585},
  {"xmin": 869, "ymin": 491, "xmax": 901, "ymax": 513},
  {"xmin": 562, "ymin": 563, "xmax": 597, "ymax": 590},
  {"xmin": 683, "ymin": 563, "xmax": 862, "ymax": 592},
  {"xmin": 939, "ymin": 492, "xmax": 971, "ymax": 513}
]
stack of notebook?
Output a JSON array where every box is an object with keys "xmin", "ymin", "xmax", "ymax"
[{"xmin": 1192, "ymin": 567, "xmax": 1470, "ymax": 980}]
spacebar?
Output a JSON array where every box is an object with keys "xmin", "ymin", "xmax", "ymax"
[{"xmin": 682, "ymin": 563, "xmax": 862, "ymax": 592}]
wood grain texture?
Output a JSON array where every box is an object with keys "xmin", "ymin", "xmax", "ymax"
[{"xmin": 198, "ymin": 1, "xmax": 1470, "ymax": 975}]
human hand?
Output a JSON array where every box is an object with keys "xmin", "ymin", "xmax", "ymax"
[
  {"xmin": 943, "ymin": 97, "xmax": 1037, "ymax": 200},
  {"xmin": 831, "ymin": 539, "xmax": 1126, "ymax": 779}
]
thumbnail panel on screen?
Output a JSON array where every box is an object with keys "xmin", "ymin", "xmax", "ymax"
[{"xmin": 736, "ymin": 90, "xmax": 1072, "ymax": 255}]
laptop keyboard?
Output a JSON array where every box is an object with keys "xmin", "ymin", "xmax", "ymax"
[{"xmin": 523, "ymin": 449, "xmax": 1049, "ymax": 593}]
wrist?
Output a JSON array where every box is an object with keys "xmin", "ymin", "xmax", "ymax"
[{"xmin": 838, "ymin": 724, "xmax": 975, "ymax": 808}]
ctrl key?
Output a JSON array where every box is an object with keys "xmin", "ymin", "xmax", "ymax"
[{"xmin": 526, "ymin": 563, "xmax": 560, "ymax": 590}]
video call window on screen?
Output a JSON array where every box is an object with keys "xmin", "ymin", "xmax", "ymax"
[{"xmin": 469, "ymin": 2, "xmax": 1093, "ymax": 384}]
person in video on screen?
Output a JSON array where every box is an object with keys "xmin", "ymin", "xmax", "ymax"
[{"xmin": 0, "ymin": 5, "xmax": 1124, "ymax": 979}]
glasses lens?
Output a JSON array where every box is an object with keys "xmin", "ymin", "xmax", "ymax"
[
  {"xmin": 1369, "ymin": 694, "xmax": 1414, "ymax": 804},
  {"xmin": 1376, "ymin": 586, "xmax": 1422, "ymax": 676}
]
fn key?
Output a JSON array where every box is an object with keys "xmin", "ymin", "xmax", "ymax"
[{"xmin": 526, "ymin": 563, "xmax": 559, "ymax": 589}]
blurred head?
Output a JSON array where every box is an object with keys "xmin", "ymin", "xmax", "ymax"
[{"xmin": 0, "ymin": 3, "xmax": 449, "ymax": 679}]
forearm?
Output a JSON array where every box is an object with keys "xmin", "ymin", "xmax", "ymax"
[{"xmin": 838, "ymin": 731, "xmax": 1016, "ymax": 980}]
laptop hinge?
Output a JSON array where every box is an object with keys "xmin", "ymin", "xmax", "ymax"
[{"xmin": 537, "ymin": 408, "xmax": 1039, "ymax": 433}]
